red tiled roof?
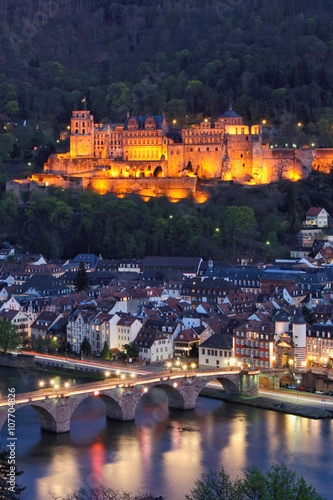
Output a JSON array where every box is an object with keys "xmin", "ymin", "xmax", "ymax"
[{"xmin": 305, "ymin": 207, "xmax": 325, "ymax": 216}]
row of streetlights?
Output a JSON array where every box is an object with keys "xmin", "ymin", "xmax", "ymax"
[
  {"xmin": 104, "ymin": 370, "xmax": 136, "ymax": 379},
  {"xmin": 39, "ymin": 380, "xmax": 70, "ymax": 390},
  {"xmin": 166, "ymin": 360, "xmax": 197, "ymax": 371}
]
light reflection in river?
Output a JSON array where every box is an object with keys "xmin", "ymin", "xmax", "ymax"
[{"xmin": 1, "ymin": 368, "xmax": 333, "ymax": 499}]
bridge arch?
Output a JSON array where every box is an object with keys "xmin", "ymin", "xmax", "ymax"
[
  {"xmin": 69, "ymin": 392, "xmax": 124, "ymax": 423},
  {"xmin": 137, "ymin": 383, "xmax": 186, "ymax": 412},
  {"xmin": 0, "ymin": 402, "xmax": 59, "ymax": 435},
  {"xmin": 214, "ymin": 376, "xmax": 241, "ymax": 395},
  {"xmin": 259, "ymin": 370, "xmax": 294, "ymax": 389},
  {"xmin": 29, "ymin": 404, "xmax": 58, "ymax": 432}
]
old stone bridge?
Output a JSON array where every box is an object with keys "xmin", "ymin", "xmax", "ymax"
[{"xmin": 0, "ymin": 368, "xmax": 259, "ymax": 435}]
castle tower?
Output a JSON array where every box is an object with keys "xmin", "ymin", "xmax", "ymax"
[
  {"xmin": 292, "ymin": 309, "xmax": 307, "ymax": 369},
  {"xmin": 70, "ymin": 110, "xmax": 94, "ymax": 158}
]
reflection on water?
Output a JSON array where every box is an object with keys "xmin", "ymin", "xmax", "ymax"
[{"xmin": 1, "ymin": 369, "xmax": 332, "ymax": 499}]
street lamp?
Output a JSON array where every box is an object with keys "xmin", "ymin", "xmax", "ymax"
[{"xmin": 297, "ymin": 379, "xmax": 300, "ymax": 402}]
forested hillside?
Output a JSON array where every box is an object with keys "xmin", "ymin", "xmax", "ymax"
[
  {"xmin": 1, "ymin": 174, "xmax": 332, "ymax": 261},
  {"xmin": 0, "ymin": 0, "xmax": 333, "ymax": 148},
  {"xmin": 1, "ymin": 1, "xmax": 333, "ymax": 260}
]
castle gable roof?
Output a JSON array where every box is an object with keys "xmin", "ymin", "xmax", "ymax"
[{"xmin": 123, "ymin": 115, "xmax": 165, "ymax": 130}]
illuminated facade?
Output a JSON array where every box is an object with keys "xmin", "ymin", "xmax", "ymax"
[
  {"xmin": 11, "ymin": 105, "xmax": 333, "ymax": 201},
  {"xmin": 44, "ymin": 106, "xmax": 315, "ymax": 184}
]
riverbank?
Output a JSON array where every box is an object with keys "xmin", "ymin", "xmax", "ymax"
[{"xmin": 200, "ymin": 387, "xmax": 333, "ymax": 419}]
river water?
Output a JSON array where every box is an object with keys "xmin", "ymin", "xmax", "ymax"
[{"xmin": 1, "ymin": 366, "xmax": 332, "ymax": 500}]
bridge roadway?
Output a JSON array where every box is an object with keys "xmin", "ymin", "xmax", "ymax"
[{"xmin": 0, "ymin": 368, "xmax": 259, "ymax": 435}]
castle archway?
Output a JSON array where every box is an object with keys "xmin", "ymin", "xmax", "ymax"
[{"xmin": 154, "ymin": 166, "xmax": 163, "ymax": 177}]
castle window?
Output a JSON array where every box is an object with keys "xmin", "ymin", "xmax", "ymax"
[
  {"xmin": 198, "ymin": 148, "xmax": 200, "ymax": 151},
  {"xmin": 190, "ymin": 148, "xmax": 193, "ymax": 152},
  {"xmin": 215, "ymin": 147, "xmax": 218, "ymax": 151},
  {"xmin": 246, "ymin": 136, "xmax": 249, "ymax": 140},
  {"xmin": 82, "ymin": 129, "xmax": 85, "ymax": 134},
  {"xmin": 206, "ymin": 147, "xmax": 209, "ymax": 151},
  {"xmin": 75, "ymin": 129, "xmax": 78, "ymax": 134},
  {"xmin": 241, "ymin": 154, "xmax": 243, "ymax": 158}
]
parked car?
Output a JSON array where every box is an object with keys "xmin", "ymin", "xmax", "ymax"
[
  {"xmin": 297, "ymin": 386, "xmax": 306, "ymax": 391},
  {"xmin": 287, "ymin": 384, "xmax": 297, "ymax": 390},
  {"xmin": 306, "ymin": 387, "xmax": 316, "ymax": 393},
  {"xmin": 315, "ymin": 390, "xmax": 325, "ymax": 395}
]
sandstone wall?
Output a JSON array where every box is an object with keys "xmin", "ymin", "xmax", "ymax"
[
  {"xmin": 82, "ymin": 176, "xmax": 197, "ymax": 200},
  {"xmin": 312, "ymin": 148, "xmax": 333, "ymax": 174}
]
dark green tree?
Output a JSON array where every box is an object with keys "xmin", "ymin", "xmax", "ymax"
[
  {"xmin": 0, "ymin": 319, "xmax": 19, "ymax": 354},
  {"xmin": 122, "ymin": 342, "xmax": 139, "ymax": 360},
  {"xmin": 223, "ymin": 206, "xmax": 258, "ymax": 255},
  {"xmin": 75, "ymin": 261, "xmax": 89, "ymax": 291},
  {"xmin": 0, "ymin": 449, "xmax": 25, "ymax": 499},
  {"xmin": 185, "ymin": 468, "xmax": 236, "ymax": 500},
  {"xmin": 189, "ymin": 343, "xmax": 199, "ymax": 359},
  {"xmin": 80, "ymin": 337, "xmax": 92, "ymax": 357},
  {"xmin": 186, "ymin": 464, "xmax": 324, "ymax": 500},
  {"xmin": 302, "ymin": 305, "xmax": 316, "ymax": 325},
  {"xmin": 101, "ymin": 340, "xmax": 111, "ymax": 360}
]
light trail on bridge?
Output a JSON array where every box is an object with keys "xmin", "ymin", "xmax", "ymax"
[{"xmin": 19, "ymin": 350, "xmax": 152, "ymax": 376}]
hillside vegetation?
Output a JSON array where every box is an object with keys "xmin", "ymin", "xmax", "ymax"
[
  {"xmin": 0, "ymin": 0, "xmax": 332, "ymax": 144},
  {"xmin": 1, "ymin": 174, "xmax": 332, "ymax": 261}
]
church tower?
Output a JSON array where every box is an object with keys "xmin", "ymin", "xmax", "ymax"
[{"xmin": 70, "ymin": 110, "xmax": 94, "ymax": 158}]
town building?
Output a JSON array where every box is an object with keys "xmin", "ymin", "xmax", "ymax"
[{"xmin": 199, "ymin": 334, "xmax": 233, "ymax": 368}]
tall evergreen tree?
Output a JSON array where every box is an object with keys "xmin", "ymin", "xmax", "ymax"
[
  {"xmin": 80, "ymin": 336, "xmax": 92, "ymax": 357},
  {"xmin": 101, "ymin": 340, "xmax": 111, "ymax": 359},
  {"xmin": 75, "ymin": 261, "xmax": 89, "ymax": 291}
]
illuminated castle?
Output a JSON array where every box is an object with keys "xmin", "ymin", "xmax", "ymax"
[{"xmin": 12, "ymin": 105, "xmax": 332, "ymax": 202}]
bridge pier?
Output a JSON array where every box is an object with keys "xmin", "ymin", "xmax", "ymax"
[
  {"xmin": 239, "ymin": 371, "xmax": 259, "ymax": 396},
  {"xmin": 104, "ymin": 392, "xmax": 136, "ymax": 421},
  {"xmin": 38, "ymin": 398, "xmax": 71, "ymax": 433}
]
